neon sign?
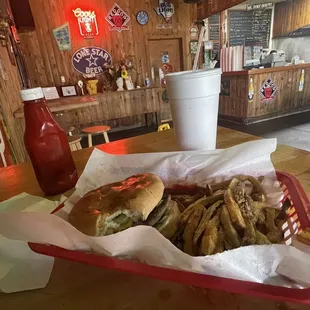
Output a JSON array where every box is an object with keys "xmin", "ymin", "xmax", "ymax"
[{"xmin": 72, "ymin": 8, "xmax": 99, "ymax": 38}]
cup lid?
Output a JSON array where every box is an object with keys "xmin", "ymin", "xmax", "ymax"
[
  {"xmin": 20, "ymin": 88, "xmax": 44, "ymax": 101},
  {"xmin": 166, "ymin": 68, "xmax": 222, "ymax": 81}
]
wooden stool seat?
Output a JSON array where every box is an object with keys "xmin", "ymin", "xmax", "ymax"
[
  {"xmin": 82, "ymin": 125, "xmax": 111, "ymax": 147},
  {"xmin": 82, "ymin": 125, "xmax": 111, "ymax": 134},
  {"xmin": 68, "ymin": 136, "xmax": 82, "ymax": 152}
]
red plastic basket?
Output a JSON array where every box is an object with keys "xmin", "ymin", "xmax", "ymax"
[{"xmin": 29, "ymin": 171, "xmax": 310, "ymax": 304}]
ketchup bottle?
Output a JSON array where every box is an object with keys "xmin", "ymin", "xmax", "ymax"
[{"xmin": 20, "ymin": 88, "xmax": 78, "ymax": 195}]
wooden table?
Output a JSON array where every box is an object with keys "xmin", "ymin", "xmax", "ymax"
[
  {"xmin": 12, "ymin": 88, "xmax": 168, "ymax": 163},
  {"xmin": 13, "ymin": 96, "xmax": 99, "ymax": 119},
  {"xmin": 1, "ymin": 127, "xmax": 309, "ymax": 310}
]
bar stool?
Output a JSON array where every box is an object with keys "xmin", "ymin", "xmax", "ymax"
[
  {"xmin": 82, "ymin": 125, "xmax": 110, "ymax": 147},
  {"xmin": 68, "ymin": 136, "xmax": 82, "ymax": 152},
  {"xmin": 158, "ymin": 123, "xmax": 171, "ymax": 131}
]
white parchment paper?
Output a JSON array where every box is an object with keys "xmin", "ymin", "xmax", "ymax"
[
  {"xmin": 1, "ymin": 139, "xmax": 310, "ymax": 290},
  {"xmin": 0, "ymin": 193, "xmax": 56, "ymax": 293}
]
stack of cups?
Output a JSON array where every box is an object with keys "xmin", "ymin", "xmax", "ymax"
[{"xmin": 166, "ymin": 68, "xmax": 222, "ymax": 151}]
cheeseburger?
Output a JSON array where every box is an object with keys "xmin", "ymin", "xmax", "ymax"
[{"xmin": 68, "ymin": 173, "xmax": 181, "ymax": 239}]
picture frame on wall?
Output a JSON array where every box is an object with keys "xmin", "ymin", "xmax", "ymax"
[
  {"xmin": 61, "ymin": 86, "xmax": 77, "ymax": 97},
  {"xmin": 190, "ymin": 40, "xmax": 198, "ymax": 54},
  {"xmin": 42, "ymin": 87, "xmax": 60, "ymax": 100}
]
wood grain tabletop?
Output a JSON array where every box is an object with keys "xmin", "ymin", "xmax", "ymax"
[{"xmin": 0, "ymin": 127, "xmax": 309, "ymax": 310}]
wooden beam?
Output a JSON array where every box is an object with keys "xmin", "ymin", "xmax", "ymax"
[{"xmin": 198, "ymin": 0, "xmax": 246, "ymax": 19}]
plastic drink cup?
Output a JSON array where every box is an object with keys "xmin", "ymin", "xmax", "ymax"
[{"xmin": 166, "ymin": 68, "xmax": 222, "ymax": 150}]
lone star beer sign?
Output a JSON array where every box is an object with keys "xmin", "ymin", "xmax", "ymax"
[
  {"xmin": 72, "ymin": 47, "xmax": 112, "ymax": 75},
  {"xmin": 105, "ymin": 3, "xmax": 130, "ymax": 32},
  {"xmin": 72, "ymin": 8, "xmax": 99, "ymax": 38},
  {"xmin": 154, "ymin": 0, "xmax": 175, "ymax": 22}
]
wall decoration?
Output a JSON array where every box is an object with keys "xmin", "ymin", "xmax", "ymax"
[
  {"xmin": 77, "ymin": 80, "xmax": 85, "ymax": 95},
  {"xmin": 161, "ymin": 52, "xmax": 169, "ymax": 64},
  {"xmin": 220, "ymin": 79, "xmax": 231, "ymax": 96},
  {"xmin": 162, "ymin": 89, "xmax": 169, "ymax": 103},
  {"xmin": 260, "ymin": 77, "xmax": 277, "ymax": 103},
  {"xmin": 121, "ymin": 68, "xmax": 128, "ymax": 79},
  {"xmin": 136, "ymin": 11, "xmax": 149, "ymax": 26},
  {"xmin": 86, "ymin": 79, "xmax": 98, "ymax": 95},
  {"xmin": 154, "ymin": 0, "xmax": 175, "ymax": 23},
  {"xmin": 52, "ymin": 23, "xmax": 71, "ymax": 51},
  {"xmin": 105, "ymin": 3, "xmax": 130, "ymax": 32},
  {"xmin": 159, "ymin": 63, "xmax": 173, "ymax": 88},
  {"xmin": 72, "ymin": 46, "xmax": 112, "ymax": 76},
  {"xmin": 0, "ymin": 12, "xmax": 11, "ymax": 41},
  {"xmin": 72, "ymin": 8, "xmax": 99, "ymax": 38},
  {"xmin": 299, "ymin": 69, "xmax": 305, "ymax": 92},
  {"xmin": 116, "ymin": 77, "xmax": 124, "ymax": 91},
  {"xmin": 42, "ymin": 87, "xmax": 60, "ymax": 100},
  {"xmin": 190, "ymin": 40, "xmax": 198, "ymax": 54},
  {"xmin": 125, "ymin": 76, "xmax": 135, "ymax": 90},
  {"xmin": 61, "ymin": 86, "xmax": 77, "ymax": 97},
  {"xmin": 189, "ymin": 25, "xmax": 199, "ymax": 39},
  {"xmin": 248, "ymin": 77, "xmax": 254, "ymax": 102}
]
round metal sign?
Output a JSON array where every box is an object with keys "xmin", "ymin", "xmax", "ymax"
[
  {"xmin": 136, "ymin": 10, "xmax": 149, "ymax": 25},
  {"xmin": 72, "ymin": 46, "xmax": 112, "ymax": 75}
]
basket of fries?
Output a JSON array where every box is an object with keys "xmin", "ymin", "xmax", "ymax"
[
  {"xmin": 28, "ymin": 171, "xmax": 310, "ymax": 303},
  {"xmin": 1, "ymin": 140, "xmax": 310, "ymax": 303}
]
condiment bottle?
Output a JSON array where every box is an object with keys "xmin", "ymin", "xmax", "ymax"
[
  {"xmin": 20, "ymin": 88, "xmax": 78, "ymax": 195},
  {"xmin": 145, "ymin": 73, "xmax": 151, "ymax": 87}
]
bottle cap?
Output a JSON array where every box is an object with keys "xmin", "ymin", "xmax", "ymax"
[{"xmin": 20, "ymin": 88, "xmax": 44, "ymax": 101}]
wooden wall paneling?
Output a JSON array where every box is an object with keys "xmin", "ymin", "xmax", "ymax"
[
  {"xmin": 32, "ymin": 0, "xmax": 58, "ymax": 85},
  {"xmin": 302, "ymin": 68, "xmax": 310, "ymax": 107},
  {"xmin": 247, "ymin": 68, "xmax": 310, "ymax": 119},
  {"xmin": 18, "ymin": 32, "xmax": 47, "ymax": 87},
  {"xmin": 291, "ymin": 70, "xmax": 299, "ymax": 110},
  {"xmin": 50, "ymin": 0, "xmax": 71, "ymax": 81},
  {"xmin": 219, "ymin": 76, "xmax": 248, "ymax": 119},
  {"xmin": 129, "ymin": 0, "xmax": 150, "ymax": 85},
  {"xmin": 273, "ymin": 0, "xmax": 310, "ymax": 37},
  {"xmin": 198, "ymin": 0, "xmax": 246, "ymax": 19},
  {"xmin": 14, "ymin": 0, "xmax": 189, "ymax": 134},
  {"xmin": 60, "ymin": 89, "xmax": 163, "ymax": 130},
  {"xmin": 42, "ymin": 0, "xmax": 68, "ymax": 86},
  {"xmin": 20, "ymin": 0, "xmax": 197, "ymax": 88},
  {"xmin": 0, "ymin": 44, "xmax": 28, "ymax": 162}
]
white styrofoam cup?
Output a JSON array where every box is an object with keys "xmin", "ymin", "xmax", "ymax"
[{"xmin": 166, "ymin": 68, "xmax": 222, "ymax": 150}]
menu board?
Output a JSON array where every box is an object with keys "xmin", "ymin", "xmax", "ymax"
[
  {"xmin": 209, "ymin": 13, "xmax": 220, "ymax": 41},
  {"xmin": 229, "ymin": 9, "xmax": 272, "ymax": 48}
]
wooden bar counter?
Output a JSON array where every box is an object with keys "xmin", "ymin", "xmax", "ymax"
[{"xmin": 219, "ymin": 63, "xmax": 310, "ymax": 124}]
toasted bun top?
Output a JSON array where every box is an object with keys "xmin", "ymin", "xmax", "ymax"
[{"xmin": 68, "ymin": 173, "xmax": 164, "ymax": 236}]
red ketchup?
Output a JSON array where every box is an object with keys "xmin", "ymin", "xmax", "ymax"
[{"xmin": 20, "ymin": 88, "xmax": 78, "ymax": 195}]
